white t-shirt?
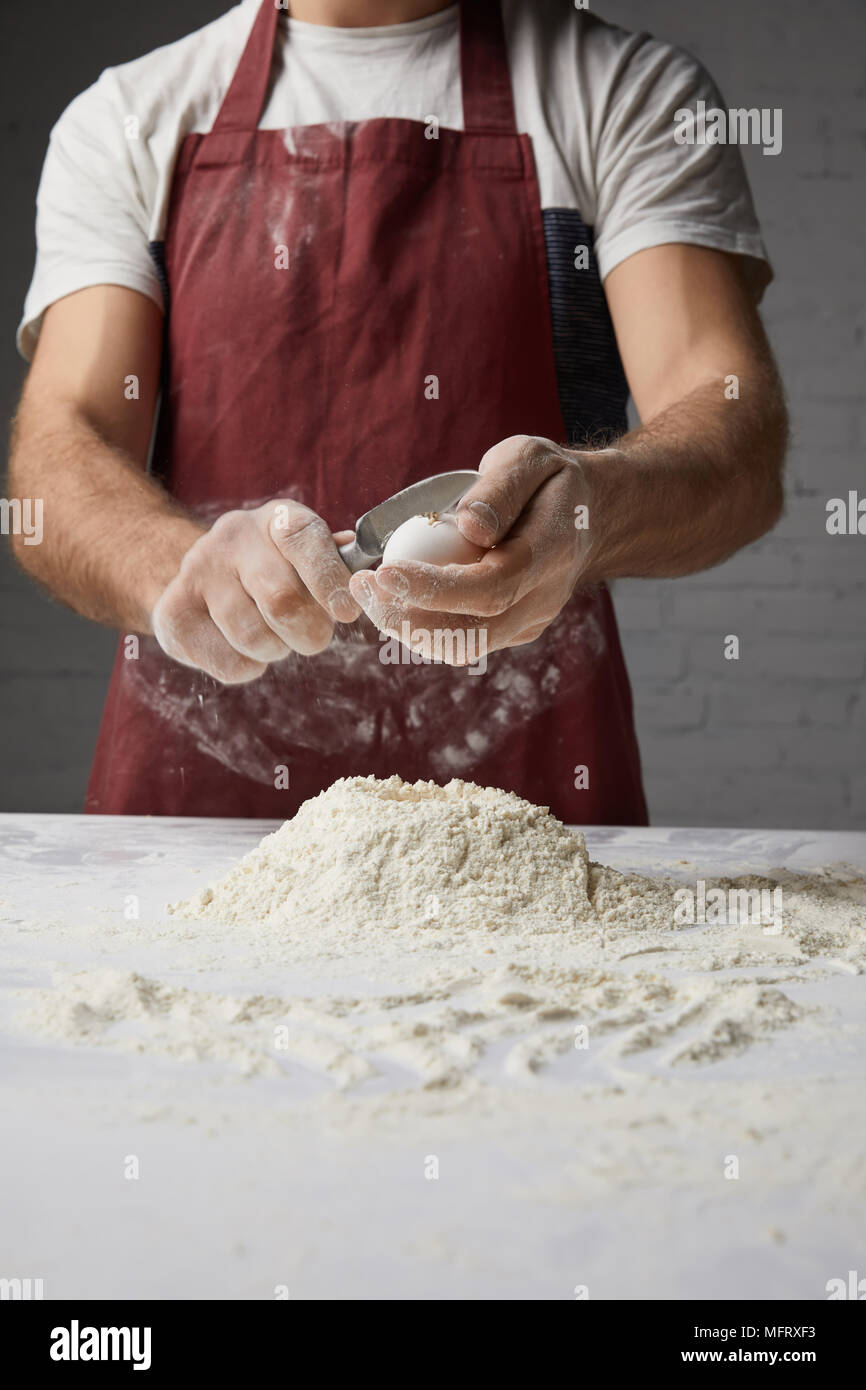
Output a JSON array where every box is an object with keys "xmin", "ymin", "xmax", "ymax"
[{"xmin": 17, "ymin": 0, "xmax": 771, "ymax": 360}]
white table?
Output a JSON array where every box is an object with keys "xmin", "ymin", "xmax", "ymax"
[{"xmin": 1, "ymin": 815, "xmax": 864, "ymax": 1300}]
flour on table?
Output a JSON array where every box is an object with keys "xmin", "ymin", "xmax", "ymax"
[{"xmin": 11, "ymin": 775, "xmax": 866, "ymax": 1094}]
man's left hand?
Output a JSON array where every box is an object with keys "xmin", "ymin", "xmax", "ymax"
[{"xmin": 348, "ymin": 435, "xmax": 593, "ymax": 663}]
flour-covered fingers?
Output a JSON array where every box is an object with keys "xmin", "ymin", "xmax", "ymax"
[
  {"xmin": 152, "ymin": 583, "xmax": 268, "ymax": 684},
  {"xmin": 152, "ymin": 499, "xmax": 360, "ymax": 680},
  {"xmin": 376, "ymin": 534, "xmax": 534, "ymax": 616},
  {"xmin": 236, "ymin": 545, "xmax": 334, "ymax": 656},
  {"xmin": 349, "ymin": 568, "xmax": 555, "ymax": 659},
  {"xmin": 507, "ymin": 464, "xmax": 587, "ymax": 558},
  {"xmin": 181, "ymin": 507, "xmax": 335, "ymax": 658},
  {"xmin": 268, "ymin": 502, "xmax": 361, "ymax": 624},
  {"xmin": 206, "ymin": 576, "xmax": 294, "ymax": 663},
  {"xmin": 377, "ymin": 459, "xmax": 584, "ymax": 623},
  {"xmin": 454, "ymin": 434, "xmax": 564, "ymax": 547}
]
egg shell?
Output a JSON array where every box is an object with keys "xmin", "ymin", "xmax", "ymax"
[{"xmin": 381, "ymin": 513, "xmax": 486, "ymax": 567}]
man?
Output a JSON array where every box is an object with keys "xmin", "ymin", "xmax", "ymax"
[{"xmin": 9, "ymin": 0, "xmax": 786, "ymax": 822}]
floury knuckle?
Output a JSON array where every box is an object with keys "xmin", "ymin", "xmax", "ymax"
[
  {"xmin": 466, "ymin": 590, "xmax": 506, "ymax": 619},
  {"xmin": 515, "ymin": 434, "xmax": 551, "ymax": 470},
  {"xmin": 225, "ymin": 612, "xmax": 270, "ymax": 653},
  {"xmin": 257, "ymin": 585, "xmax": 301, "ymax": 625},
  {"xmin": 210, "ymin": 509, "xmax": 247, "ymax": 543},
  {"xmin": 271, "ymin": 505, "xmax": 324, "ymax": 545},
  {"xmin": 213, "ymin": 652, "xmax": 262, "ymax": 685}
]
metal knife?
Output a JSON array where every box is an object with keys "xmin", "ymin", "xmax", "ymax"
[{"xmin": 337, "ymin": 470, "xmax": 480, "ymax": 573}]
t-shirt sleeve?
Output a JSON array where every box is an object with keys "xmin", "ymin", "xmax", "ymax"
[
  {"xmin": 17, "ymin": 70, "xmax": 164, "ymax": 361},
  {"xmin": 582, "ymin": 25, "xmax": 772, "ymax": 299}
]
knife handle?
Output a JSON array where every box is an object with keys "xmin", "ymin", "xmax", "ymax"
[{"xmin": 337, "ymin": 538, "xmax": 376, "ymax": 574}]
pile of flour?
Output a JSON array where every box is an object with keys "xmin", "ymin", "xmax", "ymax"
[
  {"xmin": 169, "ymin": 775, "xmax": 599, "ymax": 937},
  {"xmin": 167, "ymin": 774, "xmax": 865, "ymax": 974},
  {"xmin": 12, "ymin": 774, "xmax": 866, "ymax": 1091}
]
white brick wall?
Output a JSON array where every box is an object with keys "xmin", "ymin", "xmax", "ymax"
[{"xmin": 605, "ymin": 0, "xmax": 865, "ymax": 827}]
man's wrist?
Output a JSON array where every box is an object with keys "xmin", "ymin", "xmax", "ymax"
[
  {"xmin": 564, "ymin": 446, "xmax": 623, "ymax": 586},
  {"xmin": 137, "ymin": 514, "xmax": 206, "ymax": 633}
]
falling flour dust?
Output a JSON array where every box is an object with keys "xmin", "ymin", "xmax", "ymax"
[{"xmin": 13, "ymin": 775, "xmax": 866, "ymax": 1095}]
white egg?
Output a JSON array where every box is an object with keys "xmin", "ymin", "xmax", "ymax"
[{"xmin": 381, "ymin": 512, "xmax": 486, "ymax": 567}]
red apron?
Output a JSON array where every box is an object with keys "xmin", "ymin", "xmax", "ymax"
[{"xmin": 86, "ymin": 0, "xmax": 648, "ymax": 826}]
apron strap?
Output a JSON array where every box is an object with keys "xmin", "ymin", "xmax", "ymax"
[
  {"xmin": 460, "ymin": 0, "xmax": 517, "ymax": 134},
  {"xmin": 211, "ymin": 0, "xmax": 517, "ymax": 137},
  {"xmin": 212, "ymin": 0, "xmax": 280, "ymax": 135}
]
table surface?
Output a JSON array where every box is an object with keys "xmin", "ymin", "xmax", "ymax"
[{"xmin": 1, "ymin": 813, "xmax": 865, "ymax": 1301}]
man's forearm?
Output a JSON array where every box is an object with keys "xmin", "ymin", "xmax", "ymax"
[
  {"xmin": 574, "ymin": 374, "xmax": 787, "ymax": 584},
  {"xmin": 8, "ymin": 402, "xmax": 204, "ymax": 632}
]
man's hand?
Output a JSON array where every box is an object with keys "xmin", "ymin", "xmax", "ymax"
[
  {"xmin": 348, "ymin": 435, "xmax": 590, "ymax": 660},
  {"xmin": 349, "ymin": 246, "xmax": 787, "ymax": 662},
  {"xmin": 153, "ymin": 501, "xmax": 361, "ymax": 683},
  {"xmin": 9, "ymin": 288, "xmax": 362, "ymax": 660}
]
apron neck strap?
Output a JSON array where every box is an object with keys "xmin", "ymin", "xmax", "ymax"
[
  {"xmin": 212, "ymin": 0, "xmax": 280, "ymax": 135},
  {"xmin": 212, "ymin": 1, "xmax": 517, "ymax": 137},
  {"xmin": 460, "ymin": 1, "xmax": 516, "ymax": 134}
]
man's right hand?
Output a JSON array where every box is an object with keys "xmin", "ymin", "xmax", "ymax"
[
  {"xmin": 152, "ymin": 499, "xmax": 361, "ymax": 684},
  {"xmin": 11, "ymin": 288, "xmax": 362, "ymax": 668}
]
